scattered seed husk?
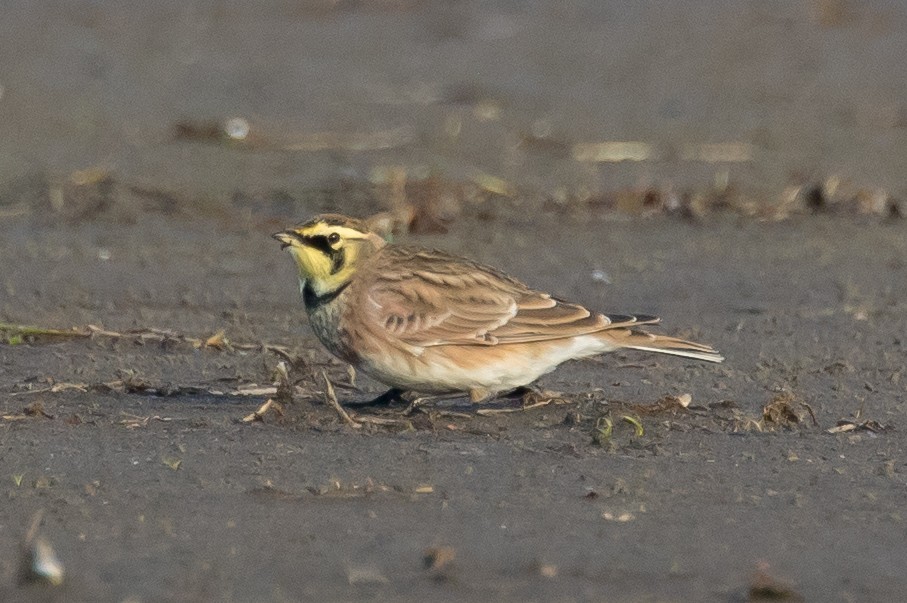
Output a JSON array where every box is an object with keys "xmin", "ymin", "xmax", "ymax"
[
  {"xmin": 537, "ymin": 563, "xmax": 558, "ymax": 578},
  {"xmin": 346, "ymin": 566, "xmax": 389, "ymax": 585},
  {"xmin": 572, "ymin": 141, "xmax": 653, "ymax": 163},
  {"xmin": 601, "ymin": 511, "xmax": 635, "ymax": 522}
]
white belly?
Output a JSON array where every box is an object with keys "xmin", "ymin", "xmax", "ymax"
[{"xmin": 357, "ymin": 334, "xmax": 615, "ymax": 394}]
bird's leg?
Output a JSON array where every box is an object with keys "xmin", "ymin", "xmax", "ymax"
[
  {"xmin": 470, "ymin": 385, "xmax": 536, "ymax": 406},
  {"xmin": 469, "ymin": 387, "xmax": 494, "ymax": 404},
  {"xmin": 361, "ymin": 388, "xmax": 407, "ymax": 406},
  {"xmin": 402, "ymin": 392, "xmax": 468, "ymax": 415},
  {"xmin": 498, "ymin": 385, "xmax": 535, "ymax": 401}
]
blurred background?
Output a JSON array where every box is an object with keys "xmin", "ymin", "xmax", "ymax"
[
  {"xmin": 0, "ymin": 0, "xmax": 904, "ymax": 225},
  {"xmin": 3, "ymin": 3, "xmax": 907, "ymax": 601}
]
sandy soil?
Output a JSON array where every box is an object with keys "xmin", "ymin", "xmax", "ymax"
[{"xmin": 2, "ymin": 2, "xmax": 907, "ymax": 602}]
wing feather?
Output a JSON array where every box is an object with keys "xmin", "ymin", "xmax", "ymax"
[{"xmin": 357, "ymin": 246, "xmax": 659, "ymax": 347}]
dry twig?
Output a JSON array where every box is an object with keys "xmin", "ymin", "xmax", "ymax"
[
  {"xmin": 321, "ymin": 371, "xmax": 360, "ymax": 429},
  {"xmin": 1, "ymin": 321, "xmax": 294, "ymax": 360},
  {"xmin": 242, "ymin": 398, "xmax": 285, "ymax": 423}
]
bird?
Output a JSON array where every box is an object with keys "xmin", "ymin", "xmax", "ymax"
[{"xmin": 273, "ymin": 213, "xmax": 722, "ymax": 405}]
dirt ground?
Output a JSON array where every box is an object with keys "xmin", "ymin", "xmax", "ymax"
[{"xmin": 2, "ymin": 2, "xmax": 907, "ymax": 602}]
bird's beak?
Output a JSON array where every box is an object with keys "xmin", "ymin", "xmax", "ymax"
[{"xmin": 272, "ymin": 231, "xmax": 295, "ymax": 249}]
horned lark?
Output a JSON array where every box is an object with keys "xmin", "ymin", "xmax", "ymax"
[{"xmin": 274, "ymin": 214, "xmax": 722, "ymax": 404}]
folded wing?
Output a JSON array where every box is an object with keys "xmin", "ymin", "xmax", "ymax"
[{"xmin": 361, "ymin": 247, "xmax": 657, "ymax": 347}]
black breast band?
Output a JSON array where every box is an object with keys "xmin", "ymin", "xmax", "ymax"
[{"xmin": 303, "ymin": 281, "xmax": 351, "ymax": 309}]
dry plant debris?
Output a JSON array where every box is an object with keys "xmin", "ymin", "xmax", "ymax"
[
  {"xmin": 827, "ymin": 419, "xmax": 891, "ymax": 434},
  {"xmin": 300, "ymin": 477, "xmax": 429, "ymax": 499},
  {"xmin": 173, "ymin": 117, "xmax": 413, "ymax": 153},
  {"xmin": 1, "ymin": 322, "xmax": 91, "ymax": 345},
  {"xmin": 592, "ymin": 413, "xmax": 645, "ymax": 446},
  {"xmin": 242, "ymin": 399, "xmax": 285, "ymax": 424},
  {"xmin": 622, "ymin": 393, "xmax": 693, "ymax": 415},
  {"xmin": 719, "ymin": 393, "xmax": 817, "ymax": 433},
  {"xmin": 161, "ymin": 457, "xmax": 182, "ymax": 471},
  {"xmin": 2, "ymin": 401, "xmax": 55, "ymax": 422},
  {"xmin": 0, "ymin": 322, "xmax": 294, "ymax": 361},
  {"xmin": 321, "ymin": 371, "xmax": 361, "ymax": 429},
  {"xmin": 762, "ymin": 393, "xmax": 817, "ymax": 428},
  {"xmin": 369, "ymin": 167, "xmax": 518, "ymax": 236},
  {"xmin": 118, "ymin": 415, "xmax": 172, "ymax": 429},
  {"xmin": 543, "ymin": 173, "xmax": 901, "ymax": 221},
  {"xmin": 826, "ymin": 399, "xmax": 892, "ymax": 434},
  {"xmin": 10, "ymin": 377, "xmax": 282, "ymax": 400},
  {"xmin": 272, "ymin": 361, "xmax": 293, "ymax": 404},
  {"xmin": 475, "ymin": 389, "xmax": 568, "ymax": 415},
  {"xmin": 621, "ymin": 415, "xmax": 645, "ymax": 437},
  {"xmin": 23, "ymin": 401, "xmax": 54, "ymax": 419},
  {"xmin": 204, "ymin": 330, "xmax": 228, "ymax": 349},
  {"xmin": 250, "ymin": 478, "xmax": 421, "ymax": 501},
  {"xmin": 5, "ymin": 162, "xmax": 901, "ymax": 230},
  {"xmin": 572, "ymin": 140, "xmax": 753, "ymax": 164},
  {"xmin": 593, "ymin": 416, "xmax": 614, "ymax": 444}
]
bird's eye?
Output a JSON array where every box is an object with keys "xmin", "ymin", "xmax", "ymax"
[{"xmin": 327, "ymin": 232, "xmax": 341, "ymax": 245}]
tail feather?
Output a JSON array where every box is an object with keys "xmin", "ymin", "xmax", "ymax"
[
  {"xmin": 625, "ymin": 344, "xmax": 724, "ymax": 363},
  {"xmin": 601, "ymin": 327, "xmax": 724, "ymax": 363}
]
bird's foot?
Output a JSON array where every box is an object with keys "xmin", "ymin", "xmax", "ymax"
[
  {"xmin": 353, "ymin": 388, "xmax": 407, "ymax": 407},
  {"xmin": 499, "ymin": 386, "xmax": 536, "ymax": 402},
  {"xmin": 402, "ymin": 392, "xmax": 466, "ymax": 415}
]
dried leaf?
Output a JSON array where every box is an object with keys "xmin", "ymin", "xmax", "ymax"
[
  {"xmin": 204, "ymin": 330, "xmax": 228, "ymax": 349},
  {"xmin": 162, "ymin": 457, "xmax": 182, "ymax": 471}
]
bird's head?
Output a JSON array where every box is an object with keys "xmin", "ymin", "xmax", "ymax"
[{"xmin": 273, "ymin": 214, "xmax": 386, "ymax": 295}]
